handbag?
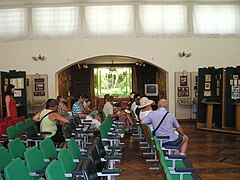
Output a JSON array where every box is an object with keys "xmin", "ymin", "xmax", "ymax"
[{"xmin": 152, "ymin": 112, "xmax": 169, "ymax": 136}]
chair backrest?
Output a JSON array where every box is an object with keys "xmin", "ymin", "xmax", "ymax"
[
  {"xmin": 17, "ymin": 116, "xmax": 26, "ymax": 122},
  {"xmin": 4, "ymin": 158, "xmax": 31, "ymax": 180},
  {"xmin": 67, "ymin": 139, "xmax": 82, "ymax": 160},
  {"xmin": 8, "ymin": 138, "xmax": 26, "ymax": 159},
  {"xmin": 24, "ymin": 146, "xmax": 45, "ymax": 173},
  {"xmin": 82, "ymin": 158, "xmax": 99, "ymax": 180},
  {"xmin": 7, "ymin": 118, "xmax": 18, "ymax": 127},
  {"xmin": 39, "ymin": 137, "xmax": 57, "ymax": 160},
  {"xmin": 140, "ymin": 124, "xmax": 155, "ymax": 150},
  {"xmin": 45, "ymin": 160, "xmax": 67, "ymax": 180},
  {"xmin": 0, "ymin": 122, "xmax": 7, "ymax": 135},
  {"xmin": 58, "ymin": 147, "xmax": 76, "ymax": 174},
  {"xmin": 4, "ymin": 116, "xmax": 12, "ymax": 123},
  {"xmin": 25, "ymin": 118, "xmax": 34, "ymax": 128},
  {"xmin": 0, "ymin": 146, "xmax": 12, "ymax": 173},
  {"xmin": 62, "ymin": 124, "xmax": 72, "ymax": 139},
  {"xmin": 72, "ymin": 116, "xmax": 80, "ymax": 127},
  {"xmin": 87, "ymin": 145, "xmax": 104, "ymax": 172},
  {"xmin": 159, "ymin": 156, "xmax": 173, "ymax": 180},
  {"xmin": 6, "ymin": 125, "xmax": 18, "ymax": 140},
  {"xmin": 93, "ymin": 136, "xmax": 106, "ymax": 158},
  {"xmin": 16, "ymin": 121, "xmax": 26, "ymax": 135},
  {"xmin": 69, "ymin": 120, "xmax": 75, "ymax": 132},
  {"xmin": 25, "ymin": 125, "xmax": 38, "ymax": 139}
]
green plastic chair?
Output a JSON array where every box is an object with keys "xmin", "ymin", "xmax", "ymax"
[
  {"xmin": 24, "ymin": 146, "xmax": 47, "ymax": 177},
  {"xmin": 4, "ymin": 158, "xmax": 32, "ymax": 180},
  {"xmin": 58, "ymin": 147, "xmax": 83, "ymax": 178},
  {"xmin": 25, "ymin": 118, "xmax": 34, "ymax": 128},
  {"xmin": 39, "ymin": 137, "xmax": 57, "ymax": 162},
  {"xmin": 45, "ymin": 160, "xmax": 68, "ymax": 180},
  {"xmin": 8, "ymin": 138, "xmax": 26, "ymax": 159},
  {"xmin": 16, "ymin": 121, "xmax": 26, "ymax": 135},
  {"xmin": 153, "ymin": 136, "xmax": 189, "ymax": 169},
  {"xmin": 6, "ymin": 125, "xmax": 18, "ymax": 140},
  {"xmin": 82, "ymin": 158, "xmax": 99, "ymax": 180},
  {"xmin": 67, "ymin": 139, "xmax": 84, "ymax": 162},
  {"xmin": 0, "ymin": 146, "xmax": 12, "ymax": 175}
]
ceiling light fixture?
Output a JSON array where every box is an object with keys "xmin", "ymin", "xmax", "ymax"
[
  {"xmin": 109, "ymin": 60, "xmax": 116, "ymax": 71},
  {"xmin": 32, "ymin": 54, "xmax": 46, "ymax": 61},
  {"xmin": 135, "ymin": 61, "xmax": 145, "ymax": 66},
  {"xmin": 178, "ymin": 51, "xmax": 192, "ymax": 58}
]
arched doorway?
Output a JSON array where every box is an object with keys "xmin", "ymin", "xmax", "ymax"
[{"xmin": 57, "ymin": 55, "xmax": 168, "ymax": 107}]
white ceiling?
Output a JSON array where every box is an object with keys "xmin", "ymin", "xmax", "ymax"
[{"xmin": 0, "ymin": 0, "xmax": 238, "ymax": 6}]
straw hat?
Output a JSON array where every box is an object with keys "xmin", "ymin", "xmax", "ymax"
[{"xmin": 139, "ymin": 97, "xmax": 153, "ymax": 108}]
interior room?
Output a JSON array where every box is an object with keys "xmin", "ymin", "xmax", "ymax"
[{"xmin": 0, "ymin": 0, "xmax": 240, "ymax": 180}]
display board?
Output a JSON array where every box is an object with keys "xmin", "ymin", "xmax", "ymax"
[
  {"xmin": 26, "ymin": 74, "xmax": 48, "ymax": 114},
  {"xmin": 175, "ymin": 71, "xmax": 192, "ymax": 119},
  {"xmin": 225, "ymin": 67, "xmax": 239, "ymax": 128},
  {"xmin": 190, "ymin": 72, "xmax": 198, "ymax": 119},
  {"xmin": 197, "ymin": 67, "xmax": 223, "ymax": 128}
]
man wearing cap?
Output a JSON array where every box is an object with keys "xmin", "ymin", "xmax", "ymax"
[{"xmin": 142, "ymin": 99, "xmax": 188, "ymax": 156}]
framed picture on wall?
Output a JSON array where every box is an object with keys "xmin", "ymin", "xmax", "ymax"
[
  {"xmin": 195, "ymin": 76, "xmax": 198, "ymax": 86},
  {"xmin": 205, "ymin": 74, "xmax": 211, "ymax": 82},
  {"xmin": 216, "ymin": 80, "xmax": 220, "ymax": 87},
  {"xmin": 205, "ymin": 82, "xmax": 211, "ymax": 90},
  {"xmin": 195, "ymin": 91, "xmax": 198, "ymax": 97},
  {"xmin": 178, "ymin": 92, "xmax": 182, "ymax": 97},
  {"xmin": 233, "ymin": 75, "xmax": 238, "ymax": 79},
  {"xmin": 204, "ymin": 91, "xmax": 211, "ymax": 97},
  {"xmin": 14, "ymin": 90, "xmax": 22, "ymax": 97},
  {"xmin": 216, "ymin": 88, "xmax": 220, "ymax": 96},
  {"xmin": 180, "ymin": 76, "xmax": 187, "ymax": 86}
]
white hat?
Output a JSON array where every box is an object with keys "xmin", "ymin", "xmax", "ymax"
[{"xmin": 139, "ymin": 97, "xmax": 153, "ymax": 108}]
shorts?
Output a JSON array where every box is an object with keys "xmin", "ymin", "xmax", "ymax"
[{"xmin": 163, "ymin": 135, "xmax": 183, "ymax": 147}]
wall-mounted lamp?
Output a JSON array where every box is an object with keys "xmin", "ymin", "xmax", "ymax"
[
  {"xmin": 178, "ymin": 51, "xmax": 192, "ymax": 58},
  {"xmin": 32, "ymin": 54, "xmax": 46, "ymax": 61},
  {"xmin": 135, "ymin": 61, "xmax": 145, "ymax": 67},
  {"xmin": 77, "ymin": 63, "xmax": 88, "ymax": 69}
]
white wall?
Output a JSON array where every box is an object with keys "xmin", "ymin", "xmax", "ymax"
[{"xmin": 0, "ymin": 37, "xmax": 240, "ymax": 113}]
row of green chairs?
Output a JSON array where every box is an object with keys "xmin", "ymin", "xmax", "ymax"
[
  {"xmin": 100, "ymin": 115, "xmax": 124, "ymax": 148},
  {"xmin": 1, "ymin": 137, "xmax": 85, "ymax": 179},
  {"xmin": 153, "ymin": 136, "xmax": 201, "ymax": 180},
  {"xmin": 5, "ymin": 118, "xmax": 34, "ymax": 141},
  {"xmin": 138, "ymin": 122, "xmax": 202, "ymax": 180}
]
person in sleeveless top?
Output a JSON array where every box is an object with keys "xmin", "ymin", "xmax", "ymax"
[
  {"xmin": 32, "ymin": 98, "xmax": 69, "ymax": 146},
  {"xmin": 5, "ymin": 84, "xmax": 20, "ymax": 118}
]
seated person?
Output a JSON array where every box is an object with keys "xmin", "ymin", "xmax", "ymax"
[
  {"xmin": 131, "ymin": 94, "xmax": 141, "ymax": 119},
  {"xmin": 138, "ymin": 97, "xmax": 153, "ymax": 130},
  {"xmin": 32, "ymin": 98, "xmax": 69, "ymax": 146},
  {"xmin": 57, "ymin": 95, "xmax": 72, "ymax": 120},
  {"xmin": 103, "ymin": 96, "xmax": 133, "ymax": 129},
  {"xmin": 72, "ymin": 95, "xmax": 101, "ymax": 129},
  {"xmin": 142, "ymin": 99, "xmax": 189, "ymax": 156},
  {"xmin": 83, "ymin": 95, "xmax": 98, "ymax": 115}
]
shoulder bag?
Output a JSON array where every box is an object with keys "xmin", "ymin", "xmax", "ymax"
[{"xmin": 152, "ymin": 111, "xmax": 169, "ymax": 136}]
